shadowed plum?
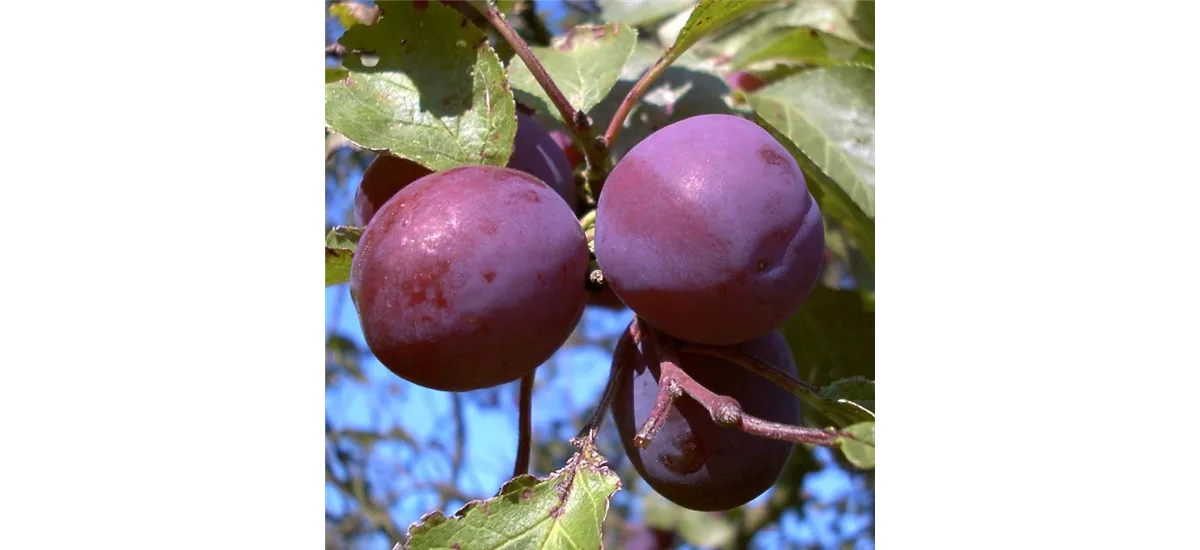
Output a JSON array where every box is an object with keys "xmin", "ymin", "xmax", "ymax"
[
  {"xmin": 595, "ymin": 114, "xmax": 824, "ymax": 345},
  {"xmin": 353, "ymin": 154, "xmax": 433, "ymax": 227},
  {"xmin": 611, "ymin": 323, "xmax": 801, "ymax": 511},
  {"xmin": 508, "ymin": 112, "xmax": 577, "ymax": 210},
  {"xmin": 350, "ymin": 166, "xmax": 589, "ymax": 392},
  {"xmin": 352, "ymin": 112, "xmax": 577, "ymax": 227}
]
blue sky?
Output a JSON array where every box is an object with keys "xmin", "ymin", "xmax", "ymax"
[{"xmin": 325, "ymin": 3, "xmax": 873, "ymax": 547}]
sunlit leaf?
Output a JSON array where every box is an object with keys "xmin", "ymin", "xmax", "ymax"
[
  {"xmin": 749, "ymin": 66, "xmax": 874, "ymax": 219},
  {"xmin": 838, "ymin": 421, "xmax": 875, "ymax": 469},
  {"xmin": 325, "ymin": 1, "xmax": 517, "ymax": 171},
  {"xmin": 405, "ymin": 437, "xmax": 621, "ymax": 549},
  {"xmin": 507, "ymin": 24, "xmax": 637, "ymax": 122}
]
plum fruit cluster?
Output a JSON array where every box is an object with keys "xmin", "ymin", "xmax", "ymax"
[
  {"xmin": 596, "ymin": 114, "xmax": 824, "ymax": 511},
  {"xmin": 350, "ymin": 114, "xmax": 586, "ymax": 392}
]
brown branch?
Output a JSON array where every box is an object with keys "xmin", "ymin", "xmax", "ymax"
[
  {"xmin": 469, "ymin": 0, "xmax": 609, "ymax": 187},
  {"xmin": 513, "ymin": 371, "xmax": 535, "ymax": 476}
]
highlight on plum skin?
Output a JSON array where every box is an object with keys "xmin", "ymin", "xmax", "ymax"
[
  {"xmin": 594, "ymin": 113, "xmax": 826, "ymax": 346},
  {"xmin": 349, "ymin": 165, "xmax": 590, "ymax": 392},
  {"xmin": 610, "ymin": 323, "xmax": 801, "ymax": 512}
]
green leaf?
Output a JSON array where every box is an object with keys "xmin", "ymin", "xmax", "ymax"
[
  {"xmin": 324, "ymin": 1, "xmax": 517, "ymax": 171},
  {"xmin": 405, "ymin": 437, "xmax": 621, "ymax": 549},
  {"xmin": 772, "ymin": 0, "xmax": 870, "ymax": 47},
  {"xmin": 507, "ymin": 24, "xmax": 637, "ymax": 123},
  {"xmin": 749, "ymin": 66, "xmax": 874, "ymax": 220},
  {"xmin": 325, "ymin": 226, "xmax": 362, "ymax": 287},
  {"xmin": 668, "ymin": 0, "xmax": 768, "ymax": 60},
  {"xmin": 821, "ymin": 376, "xmax": 875, "ymax": 413},
  {"xmin": 781, "ymin": 285, "xmax": 874, "ymax": 393},
  {"xmin": 758, "ymin": 114, "xmax": 874, "ymax": 263},
  {"xmin": 599, "ymin": 0, "xmax": 695, "ymax": 27},
  {"xmin": 325, "ymin": 68, "xmax": 349, "ymax": 84},
  {"xmin": 699, "ymin": 0, "xmax": 871, "ymax": 59},
  {"xmin": 325, "ymin": 225, "xmax": 363, "ymax": 250},
  {"xmin": 733, "ymin": 27, "xmax": 874, "ymax": 70},
  {"xmin": 850, "ymin": 0, "xmax": 874, "ymax": 45},
  {"xmin": 837, "ymin": 421, "xmax": 875, "ymax": 469},
  {"xmin": 821, "ymin": 376, "xmax": 874, "ymax": 411}
]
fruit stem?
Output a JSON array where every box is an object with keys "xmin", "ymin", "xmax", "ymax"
[
  {"xmin": 470, "ymin": 1, "xmax": 609, "ymax": 187},
  {"xmin": 576, "ymin": 334, "xmax": 628, "ymax": 442},
  {"xmin": 681, "ymin": 343, "xmax": 869, "ymax": 428},
  {"xmin": 602, "ymin": 52, "xmax": 673, "ymax": 162},
  {"xmin": 633, "ymin": 323, "xmax": 851, "ymax": 449},
  {"xmin": 512, "ymin": 371, "xmax": 535, "ymax": 477}
]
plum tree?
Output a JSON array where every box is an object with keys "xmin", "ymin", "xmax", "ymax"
[
  {"xmin": 611, "ymin": 323, "xmax": 801, "ymax": 511},
  {"xmin": 595, "ymin": 114, "xmax": 825, "ymax": 345},
  {"xmin": 352, "ymin": 112, "xmax": 576, "ymax": 227},
  {"xmin": 350, "ymin": 165, "xmax": 589, "ymax": 392}
]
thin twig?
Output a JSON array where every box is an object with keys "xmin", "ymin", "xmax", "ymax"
[
  {"xmin": 450, "ymin": 393, "xmax": 466, "ymax": 484},
  {"xmin": 681, "ymin": 343, "xmax": 871, "ymax": 427},
  {"xmin": 603, "ymin": 54, "xmax": 672, "ymax": 153},
  {"xmin": 513, "ymin": 371, "xmax": 535, "ymax": 477},
  {"xmin": 469, "ymin": 0, "xmax": 609, "ymax": 185}
]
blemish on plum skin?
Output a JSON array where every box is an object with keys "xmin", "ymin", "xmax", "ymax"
[
  {"xmin": 758, "ymin": 147, "xmax": 788, "ymax": 166},
  {"xmin": 658, "ymin": 432, "xmax": 706, "ymax": 474},
  {"xmin": 483, "ymin": 271, "xmax": 496, "ymax": 283},
  {"xmin": 479, "ymin": 220, "xmax": 498, "ymax": 235},
  {"xmin": 757, "ymin": 260, "xmax": 769, "ymax": 272},
  {"xmin": 524, "ymin": 189, "xmax": 541, "ymax": 203}
]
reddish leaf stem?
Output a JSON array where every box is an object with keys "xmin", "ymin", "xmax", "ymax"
[
  {"xmin": 681, "ymin": 343, "xmax": 872, "ymax": 428},
  {"xmin": 602, "ymin": 53, "xmax": 673, "ymax": 155},
  {"xmin": 512, "ymin": 371, "xmax": 534, "ymax": 477},
  {"xmin": 633, "ymin": 324, "xmax": 845, "ymax": 449},
  {"xmin": 471, "ymin": 0, "xmax": 609, "ymax": 182}
]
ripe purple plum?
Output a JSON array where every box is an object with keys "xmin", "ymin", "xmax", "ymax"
[
  {"xmin": 352, "ymin": 112, "xmax": 577, "ymax": 227},
  {"xmin": 595, "ymin": 114, "xmax": 824, "ymax": 345},
  {"xmin": 350, "ymin": 166, "xmax": 589, "ymax": 392},
  {"xmin": 611, "ymin": 323, "xmax": 801, "ymax": 511}
]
